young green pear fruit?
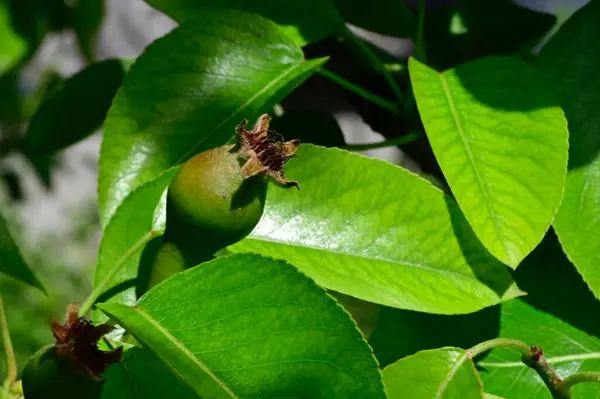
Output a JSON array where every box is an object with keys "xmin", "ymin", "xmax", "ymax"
[
  {"xmin": 146, "ymin": 114, "xmax": 300, "ymax": 289},
  {"xmin": 21, "ymin": 303, "xmax": 122, "ymax": 399}
]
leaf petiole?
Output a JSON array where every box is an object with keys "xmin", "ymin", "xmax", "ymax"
[
  {"xmin": 557, "ymin": 372, "xmax": 600, "ymax": 396},
  {"xmin": 467, "ymin": 337, "xmax": 530, "ymax": 359},
  {"xmin": 468, "ymin": 338, "xmax": 600, "ymax": 399}
]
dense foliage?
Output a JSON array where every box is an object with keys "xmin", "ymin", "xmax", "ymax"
[{"xmin": 1, "ymin": 0, "xmax": 599, "ymax": 398}]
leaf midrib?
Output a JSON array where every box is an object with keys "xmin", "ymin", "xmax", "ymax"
[
  {"xmin": 175, "ymin": 62, "xmax": 307, "ymax": 165},
  {"xmin": 438, "ymin": 72, "xmax": 509, "ymax": 261},
  {"xmin": 242, "ymin": 235, "xmax": 494, "ymax": 285},
  {"xmin": 436, "ymin": 352, "xmax": 468, "ymax": 398},
  {"xmin": 130, "ymin": 306, "xmax": 239, "ymax": 398}
]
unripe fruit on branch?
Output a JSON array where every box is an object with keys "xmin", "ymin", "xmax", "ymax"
[
  {"xmin": 22, "ymin": 303, "xmax": 122, "ymax": 399},
  {"xmin": 146, "ymin": 114, "xmax": 300, "ymax": 289}
]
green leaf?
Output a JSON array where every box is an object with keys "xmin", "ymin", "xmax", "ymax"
[
  {"xmin": 409, "ymin": 56, "xmax": 568, "ymax": 268},
  {"xmin": 0, "ymin": 212, "xmax": 44, "ymax": 292},
  {"xmin": 230, "ymin": 145, "xmax": 523, "ymax": 314},
  {"xmin": 477, "ymin": 233, "xmax": 600, "ymax": 399},
  {"xmin": 538, "ymin": 0, "xmax": 600, "ymax": 300},
  {"xmin": 369, "ymin": 232, "xmax": 600, "ymax": 398},
  {"xmin": 102, "ymin": 347, "xmax": 198, "ymax": 399},
  {"xmin": 23, "ymin": 59, "xmax": 126, "ymax": 155},
  {"xmin": 90, "ymin": 168, "xmax": 178, "ymax": 323},
  {"xmin": 143, "ymin": 0, "xmax": 344, "ymax": 46},
  {"xmin": 0, "ymin": 1, "xmax": 26, "ymax": 76},
  {"xmin": 369, "ymin": 303, "xmax": 500, "ymax": 369},
  {"xmin": 334, "ymin": 0, "xmax": 416, "ymax": 38},
  {"xmin": 98, "ymin": 253, "xmax": 385, "ymax": 399},
  {"xmin": 383, "ymin": 347, "xmax": 483, "ymax": 399},
  {"xmin": 479, "ymin": 300, "xmax": 600, "ymax": 398},
  {"xmin": 98, "ymin": 10, "xmax": 327, "ymax": 227}
]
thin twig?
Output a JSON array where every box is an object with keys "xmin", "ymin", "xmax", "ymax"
[
  {"xmin": 557, "ymin": 371, "xmax": 600, "ymax": 397},
  {"xmin": 318, "ymin": 69, "xmax": 398, "ymax": 114},
  {"xmin": 342, "ymin": 26, "xmax": 404, "ymax": 104},
  {"xmin": 469, "ymin": 339, "xmax": 573, "ymax": 399},
  {"xmin": 414, "ymin": 0, "xmax": 427, "ymax": 62},
  {"xmin": 0, "ymin": 294, "xmax": 17, "ymax": 390}
]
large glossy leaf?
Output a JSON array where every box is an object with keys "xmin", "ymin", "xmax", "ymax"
[
  {"xmin": 0, "ymin": 212, "xmax": 44, "ymax": 292},
  {"xmin": 0, "ymin": 1, "xmax": 26, "ymax": 76},
  {"xmin": 23, "ymin": 59, "xmax": 126, "ymax": 155},
  {"xmin": 410, "ymin": 56, "xmax": 568, "ymax": 268},
  {"xmin": 102, "ymin": 347, "xmax": 198, "ymax": 399},
  {"xmin": 98, "ymin": 10, "xmax": 326, "ymax": 227},
  {"xmin": 383, "ymin": 347, "xmax": 483, "ymax": 399},
  {"xmin": 99, "ymin": 253, "xmax": 385, "ymax": 399},
  {"xmin": 538, "ymin": 0, "xmax": 600, "ymax": 300},
  {"xmin": 91, "ymin": 168, "xmax": 178, "ymax": 323},
  {"xmin": 143, "ymin": 0, "xmax": 343, "ymax": 46},
  {"xmin": 230, "ymin": 145, "xmax": 523, "ymax": 314},
  {"xmin": 334, "ymin": 0, "xmax": 416, "ymax": 38}
]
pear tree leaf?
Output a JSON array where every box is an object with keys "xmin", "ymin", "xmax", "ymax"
[
  {"xmin": 0, "ymin": 212, "xmax": 44, "ymax": 292},
  {"xmin": 98, "ymin": 9, "xmax": 327, "ymax": 227},
  {"xmin": 23, "ymin": 59, "xmax": 126, "ymax": 155},
  {"xmin": 410, "ymin": 56, "xmax": 568, "ymax": 268},
  {"xmin": 102, "ymin": 347, "xmax": 198, "ymax": 399},
  {"xmin": 230, "ymin": 145, "xmax": 523, "ymax": 314},
  {"xmin": 383, "ymin": 347, "xmax": 483, "ymax": 399},
  {"xmin": 91, "ymin": 169, "xmax": 178, "ymax": 324},
  {"xmin": 143, "ymin": 0, "xmax": 344, "ymax": 46},
  {"xmin": 99, "ymin": 253, "xmax": 386, "ymax": 399},
  {"xmin": 539, "ymin": 0, "xmax": 600, "ymax": 300}
]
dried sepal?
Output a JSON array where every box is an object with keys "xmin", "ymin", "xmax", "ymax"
[
  {"xmin": 234, "ymin": 114, "xmax": 301, "ymax": 189},
  {"xmin": 51, "ymin": 302, "xmax": 123, "ymax": 381}
]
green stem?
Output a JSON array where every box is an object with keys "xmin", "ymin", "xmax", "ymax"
[
  {"xmin": 468, "ymin": 339, "xmax": 571, "ymax": 399},
  {"xmin": 468, "ymin": 338, "xmax": 530, "ymax": 359},
  {"xmin": 342, "ymin": 26, "xmax": 404, "ymax": 103},
  {"xmin": 0, "ymin": 294, "xmax": 17, "ymax": 390},
  {"xmin": 412, "ymin": 0, "xmax": 427, "ymax": 62},
  {"xmin": 79, "ymin": 230, "xmax": 161, "ymax": 316},
  {"xmin": 318, "ymin": 69, "xmax": 398, "ymax": 114},
  {"xmin": 558, "ymin": 372, "xmax": 600, "ymax": 396},
  {"xmin": 344, "ymin": 131, "xmax": 422, "ymax": 151}
]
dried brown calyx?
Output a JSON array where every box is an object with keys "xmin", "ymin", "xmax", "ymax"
[
  {"xmin": 233, "ymin": 113, "xmax": 300, "ymax": 189},
  {"xmin": 51, "ymin": 302, "xmax": 123, "ymax": 381}
]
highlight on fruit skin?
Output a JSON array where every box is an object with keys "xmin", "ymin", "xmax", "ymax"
[
  {"xmin": 148, "ymin": 114, "xmax": 301, "ymax": 280},
  {"xmin": 22, "ymin": 303, "xmax": 123, "ymax": 399}
]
